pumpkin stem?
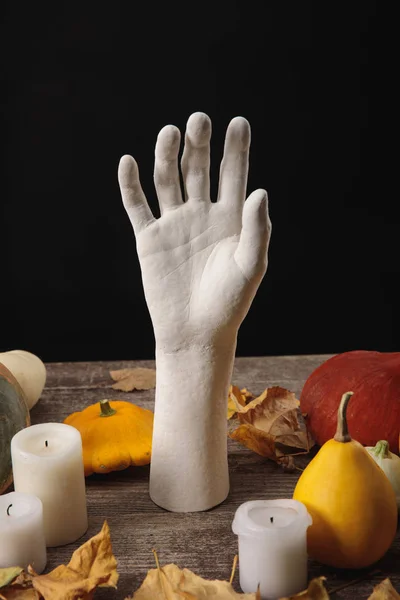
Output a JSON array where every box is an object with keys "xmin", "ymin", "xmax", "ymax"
[
  {"xmin": 334, "ymin": 391, "xmax": 354, "ymax": 443},
  {"xmin": 99, "ymin": 399, "xmax": 117, "ymax": 417},
  {"xmin": 372, "ymin": 440, "xmax": 390, "ymax": 459}
]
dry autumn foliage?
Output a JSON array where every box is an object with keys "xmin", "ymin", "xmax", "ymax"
[
  {"xmin": 126, "ymin": 552, "xmax": 260, "ymax": 599},
  {"xmin": 279, "ymin": 577, "xmax": 329, "ymax": 599},
  {"xmin": 228, "ymin": 385, "xmax": 315, "ymax": 468},
  {"xmin": 127, "ymin": 563, "xmax": 259, "ymax": 599},
  {"xmin": 109, "ymin": 368, "xmax": 156, "ymax": 392},
  {"xmin": 0, "ymin": 569, "xmax": 23, "ymax": 590},
  {"xmin": 227, "ymin": 386, "xmax": 254, "ymax": 419},
  {"xmin": 125, "ymin": 552, "xmax": 400, "ymax": 599},
  {"xmin": 127, "ymin": 568, "xmax": 399, "ymax": 600},
  {"xmin": 368, "ymin": 578, "xmax": 400, "ymax": 599},
  {"xmin": 2, "ymin": 533, "xmax": 398, "ymax": 599},
  {"xmin": 280, "ymin": 575, "xmax": 400, "ymax": 599},
  {"xmin": 0, "ymin": 521, "xmax": 118, "ymax": 600}
]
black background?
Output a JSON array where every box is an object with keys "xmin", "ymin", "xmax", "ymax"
[{"xmin": 1, "ymin": 1, "xmax": 397, "ymax": 362}]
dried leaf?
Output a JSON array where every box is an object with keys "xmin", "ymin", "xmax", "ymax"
[
  {"xmin": 0, "ymin": 571, "xmax": 35, "ymax": 598},
  {"xmin": 67, "ymin": 520, "xmax": 118, "ymax": 587},
  {"xmin": 368, "ymin": 578, "xmax": 400, "ymax": 599},
  {"xmin": 230, "ymin": 424, "xmax": 276, "ymax": 457},
  {"xmin": 229, "ymin": 424, "xmax": 296, "ymax": 467},
  {"xmin": 0, "ymin": 588, "xmax": 40, "ymax": 599},
  {"xmin": 9, "ymin": 573, "xmax": 34, "ymax": 589},
  {"xmin": 229, "ymin": 386, "xmax": 314, "ymax": 465},
  {"xmin": 240, "ymin": 388, "xmax": 253, "ymax": 400},
  {"xmin": 0, "ymin": 571, "xmax": 38, "ymax": 600},
  {"xmin": 0, "ymin": 569, "xmax": 23, "ymax": 589},
  {"xmin": 110, "ymin": 368, "xmax": 156, "ymax": 391},
  {"xmin": 279, "ymin": 577, "xmax": 329, "ymax": 599},
  {"xmin": 32, "ymin": 520, "xmax": 118, "ymax": 600},
  {"xmin": 237, "ymin": 387, "xmax": 308, "ymax": 448},
  {"xmin": 128, "ymin": 563, "xmax": 258, "ymax": 599},
  {"xmin": 227, "ymin": 386, "xmax": 248, "ymax": 419}
]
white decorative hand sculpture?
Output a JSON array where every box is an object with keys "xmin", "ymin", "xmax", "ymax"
[{"xmin": 119, "ymin": 112, "xmax": 271, "ymax": 512}]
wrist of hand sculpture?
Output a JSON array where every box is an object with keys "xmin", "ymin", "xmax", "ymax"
[{"xmin": 118, "ymin": 112, "xmax": 271, "ymax": 512}]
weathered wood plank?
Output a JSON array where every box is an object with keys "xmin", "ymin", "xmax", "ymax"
[{"xmin": 21, "ymin": 356, "xmax": 400, "ymax": 599}]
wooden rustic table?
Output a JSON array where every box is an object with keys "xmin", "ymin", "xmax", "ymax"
[{"xmin": 25, "ymin": 355, "xmax": 399, "ymax": 599}]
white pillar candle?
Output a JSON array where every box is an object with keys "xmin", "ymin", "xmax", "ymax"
[
  {"xmin": 11, "ymin": 423, "xmax": 88, "ymax": 547},
  {"xmin": 0, "ymin": 491, "xmax": 46, "ymax": 573},
  {"xmin": 232, "ymin": 499, "xmax": 312, "ymax": 600}
]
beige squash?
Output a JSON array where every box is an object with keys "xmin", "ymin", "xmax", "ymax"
[{"xmin": 0, "ymin": 350, "xmax": 46, "ymax": 410}]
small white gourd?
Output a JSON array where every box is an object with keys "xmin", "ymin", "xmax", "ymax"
[
  {"xmin": 0, "ymin": 350, "xmax": 46, "ymax": 409},
  {"xmin": 366, "ymin": 440, "xmax": 400, "ymax": 510}
]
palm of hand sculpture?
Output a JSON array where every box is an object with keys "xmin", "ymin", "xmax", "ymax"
[
  {"xmin": 118, "ymin": 112, "xmax": 271, "ymax": 351},
  {"xmin": 118, "ymin": 112, "xmax": 271, "ymax": 513}
]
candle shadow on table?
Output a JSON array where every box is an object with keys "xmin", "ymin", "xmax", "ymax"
[{"xmin": 86, "ymin": 464, "xmax": 151, "ymax": 485}]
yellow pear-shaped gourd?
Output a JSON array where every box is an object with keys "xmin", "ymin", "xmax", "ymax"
[{"xmin": 293, "ymin": 391, "xmax": 397, "ymax": 568}]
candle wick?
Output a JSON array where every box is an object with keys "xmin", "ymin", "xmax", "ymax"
[
  {"xmin": 45, "ymin": 440, "xmax": 48, "ymax": 447},
  {"xmin": 270, "ymin": 517, "xmax": 274, "ymax": 524},
  {"xmin": 7, "ymin": 504, "xmax": 12, "ymax": 516}
]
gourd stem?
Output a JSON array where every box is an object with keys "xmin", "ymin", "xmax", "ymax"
[
  {"xmin": 334, "ymin": 391, "xmax": 354, "ymax": 443},
  {"xmin": 100, "ymin": 399, "xmax": 117, "ymax": 417},
  {"xmin": 372, "ymin": 440, "xmax": 390, "ymax": 458}
]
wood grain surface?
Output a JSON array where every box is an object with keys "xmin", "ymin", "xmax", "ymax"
[{"xmin": 19, "ymin": 355, "xmax": 400, "ymax": 599}]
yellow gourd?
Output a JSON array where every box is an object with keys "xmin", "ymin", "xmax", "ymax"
[
  {"xmin": 293, "ymin": 391, "xmax": 397, "ymax": 568},
  {"xmin": 64, "ymin": 399, "xmax": 154, "ymax": 476}
]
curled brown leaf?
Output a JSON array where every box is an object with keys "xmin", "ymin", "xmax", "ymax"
[{"xmin": 229, "ymin": 386, "xmax": 314, "ymax": 465}]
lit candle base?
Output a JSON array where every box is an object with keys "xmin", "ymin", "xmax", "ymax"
[
  {"xmin": 11, "ymin": 423, "xmax": 88, "ymax": 547},
  {"xmin": 0, "ymin": 492, "xmax": 47, "ymax": 573},
  {"xmin": 232, "ymin": 499, "xmax": 312, "ymax": 600}
]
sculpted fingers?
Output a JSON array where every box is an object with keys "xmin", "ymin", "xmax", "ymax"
[
  {"xmin": 154, "ymin": 125, "xmax": 183, "ymax": 214},
  {"xmin": 234, "ymin": 189, "xmax": 271, "ymax": 281},
  {"xmin": 118, "ymin": 155, "xmax": 155, "ymax": 234},
  {"xmin": 218, "ymin": 116, "xmax": 250, "ymax": 208},
  {"xmin": 181, "ymin": 112, "xmax": 211, "ymax": 202}
]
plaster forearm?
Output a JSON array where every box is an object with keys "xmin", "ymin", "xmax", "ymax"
[
  {"xmin": 119, "ymin": 113, "xmax": 271, "ymax": 513},
  {"xmin": 149, "ymin": 339, "xmax": 237, "ymax": 512}
]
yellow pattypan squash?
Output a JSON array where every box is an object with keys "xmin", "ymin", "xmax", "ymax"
[{"xmin": 64, "ymin": 399, "xmax": 154, "ymax": 476}]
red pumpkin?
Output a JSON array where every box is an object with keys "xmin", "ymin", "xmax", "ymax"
[{"xmin": 300, "ymin": 350, "xmax": 400, "ymax": 453}]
